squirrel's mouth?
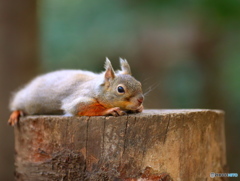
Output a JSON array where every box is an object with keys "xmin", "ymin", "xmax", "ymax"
[{"xmin": 127, "ymin": 104, "xmax": 143, "ymax": 111}]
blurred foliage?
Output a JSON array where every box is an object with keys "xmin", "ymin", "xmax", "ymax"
[
  {"xmin": 39, "ymin": 0, "xmax": 138, "ymax": 71},
  {"xmin": 163, "ymin": 60, "xmax": 204, "ymax": 108}
]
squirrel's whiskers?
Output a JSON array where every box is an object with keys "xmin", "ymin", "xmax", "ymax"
[{"xmin": 143, "ymin": 82, "xmax": 160, "ymax": 97}]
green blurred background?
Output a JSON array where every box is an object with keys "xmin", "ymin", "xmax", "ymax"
[{"xmin": 0, "ymin": 0, "xmax": 239, "ymax": 180}]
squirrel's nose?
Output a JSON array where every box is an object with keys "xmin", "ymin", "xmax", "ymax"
[{"xmin": 137, "ymin": 96, "xmax": 144, "ymax": 104}]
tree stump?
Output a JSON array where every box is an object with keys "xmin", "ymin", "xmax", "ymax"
[{"xmin": 14, "ymin": 109, "xmax": 227, "ymax": 181}]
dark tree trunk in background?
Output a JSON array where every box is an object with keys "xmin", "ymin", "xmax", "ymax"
[
  {"xmin": 0, "ymin": 0, "xmax": 39, "ymax": 180},
  {"xmin": 14, "ymin": 110, "xmax": 226, "ymax": 181},
  {"xmin": 192, "ymin": 21, "xmax": 225, "ymax": 109}
]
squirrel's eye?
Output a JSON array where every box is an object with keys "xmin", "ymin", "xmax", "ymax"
[{"xmin": 117, "ymin": 86, "xmax": 125, "ymax": 93}]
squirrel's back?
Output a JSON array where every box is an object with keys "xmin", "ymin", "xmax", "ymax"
[{"xmin": 10, "ymin": 70, "xmax": 99, "ymax": 114}]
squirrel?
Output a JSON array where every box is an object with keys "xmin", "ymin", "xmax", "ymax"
[{"xmin": 8, "ymin": 58, "xmax": 144, "ymax": 126}]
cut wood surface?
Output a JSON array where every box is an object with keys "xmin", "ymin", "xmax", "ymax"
[{"xmin": 14, "ymin": 109, "xmax": 227, "ymax": 181}]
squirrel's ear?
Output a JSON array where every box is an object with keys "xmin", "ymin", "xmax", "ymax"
[
  {"xmin": 119, "ymin": 58, "xmax": 131, "ymax": 75},
  {"xmin": 104, "ymin": 57, "xmax": 115, "ymax": 82}
]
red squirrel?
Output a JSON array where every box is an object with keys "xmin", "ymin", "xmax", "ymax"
[{"xmin": 8, "ymin": 58, "xmax": 144, "ymax": 126}]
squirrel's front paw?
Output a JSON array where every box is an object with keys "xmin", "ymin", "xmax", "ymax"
[{"xmin": 104, "ymin": 107, "xmax": 126, "ymax": 116}]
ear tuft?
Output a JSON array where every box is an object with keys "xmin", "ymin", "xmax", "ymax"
[
  {"xmin": 104, "ymin": 57, "xmax": 111, "ymax": 70},
  {"xmin": 119, "ymin": 58, "xmax": 131, "ymax": 75},
  {"xmin": 104, "ymin": 57, "xmax": 115, "ymax": 82}
]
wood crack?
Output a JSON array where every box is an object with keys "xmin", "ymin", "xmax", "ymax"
[
  {"xmin": 102, "ymin": 117, "xmax": 106, "ymax": 158},
  {"xmin": 122, "ymin": 115, "xmax": 129, "ymax": 157},
  {"xmin": 84, "ymin": 116, "xmax": 90, "ymax": 173},
  {"xmin": 120, "ymin": 114, "xmax": 129, "ymax": 170},
  {"xmin": 163, "ymin": 115, "xmax": 170, "ymax": 144}
]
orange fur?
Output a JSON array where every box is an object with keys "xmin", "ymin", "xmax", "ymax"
[{"xmin": 77, "ymin": 103, "xmax": 108, "ymax": 116}]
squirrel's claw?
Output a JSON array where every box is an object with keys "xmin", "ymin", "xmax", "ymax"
[
  {"xmin": 104, "ymin": 107, "xmax": 126, "ymax": 116},
  {"xmin": 8, "ymin": 110, "xmax": 24, "ymax": 126}
]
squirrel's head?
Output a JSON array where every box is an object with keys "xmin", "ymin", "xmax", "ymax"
[{"xmin": 100, "ymin": 58, "xmax": 144, "ymax": 111}]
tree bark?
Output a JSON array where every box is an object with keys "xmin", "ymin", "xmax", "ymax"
[{"xmin": 14, "ymin": 109, "xmax": 227, "ymax": 181}]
